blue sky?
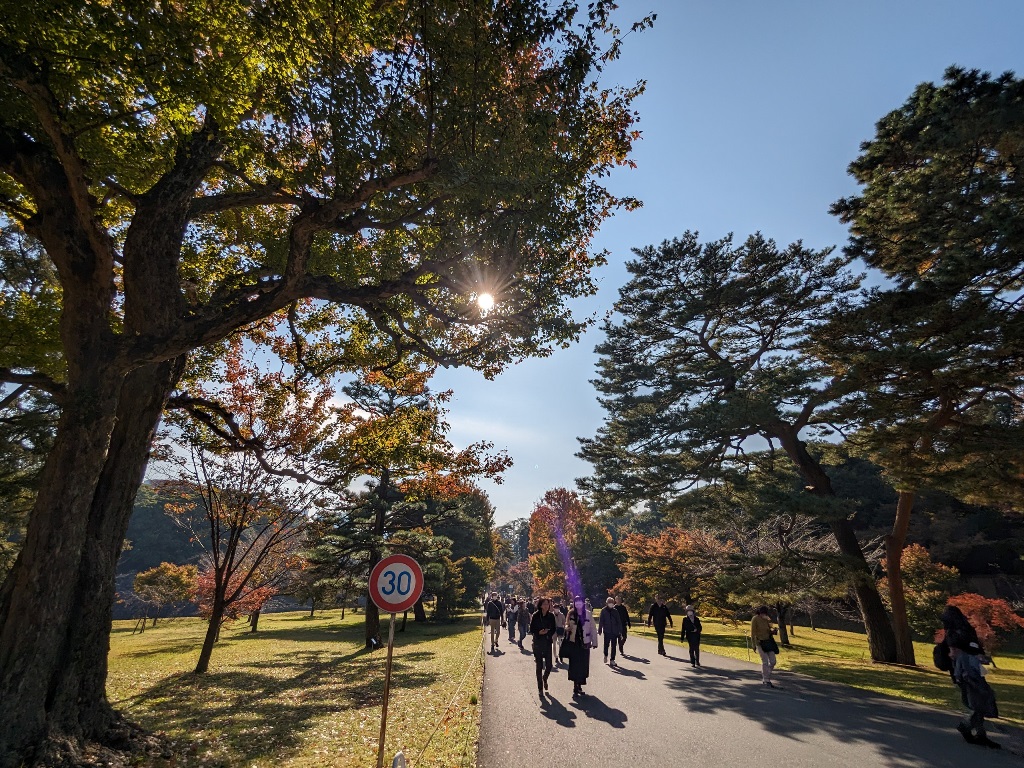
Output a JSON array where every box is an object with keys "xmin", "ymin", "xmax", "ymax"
[{"xmin": 433, "ymin": 0, "xmax": 1024, "ymax": 524}]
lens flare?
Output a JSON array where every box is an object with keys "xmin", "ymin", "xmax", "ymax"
[
  {"xmin": 477, "ymin": 292, "xmax": 495, "ymax": 311},
  {"xmin": 548, "ymin": 516, "xmax": 583, "ymax": 600}
]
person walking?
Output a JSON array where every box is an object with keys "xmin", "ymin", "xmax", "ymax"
[
  {"xmin": 681, "ymin": 605, "xmax": 702, "ymax": 667},
  {"xmin": 613, "ymin": 596, "xmax": 631, "ymax": 654},
  {"xmin": 751, "ymin": 606, "xmax": 780, "ymax": 688},
  {"xmin": 553, "ymin": 602, "xmax": 567, "ymax": 668},
  {"xmin": 940, "ymin": 605, "xmax": 1001, "ymax": 749},
  {"xmin": 516, "ymin": 599, "xmax": 531, "ymax": 647},
  {"xmin": 505, "ymin": 599, "xmax": 517, "ymax": 644},
  {"xmin": 530, "ymin": 598, "xmax": 557, "ymax": 700},
  {"xmin": 598, "ymin": 596, "xmax": 623, "ymax": 667},
  {"xmin": 647, "ymin": 594, "xmax": 673, "ymax": 656},
  {"xmin": 484, "ymin": 591, "xmax": 504, "ymax": 652},
  {"xmin": 564, "ymin": 595, "xmax": 596, "ymax": 697}
]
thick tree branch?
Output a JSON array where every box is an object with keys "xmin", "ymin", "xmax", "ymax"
[
  {"xmin": 166, "ymin": 394, "xmax": 347, "ymax": 488},
  {"xmin": 0, "ymin": 368, "xmax": 65, "ymax": 400}
]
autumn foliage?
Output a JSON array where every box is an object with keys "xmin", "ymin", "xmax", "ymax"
[
  {"xmin": 946, "ymin": 593, "xmax": 1024, "ymax": 654},
  {"xmin": 879, "ymin": 543, "xmax": 960, "ymax": 639},
  {"xmin": 613, "ymin": 528, "xmax": 734, "ymax": 608},
  {"xmin": 528, "ymin": 489, "xmax": 617, "ymax": 600},
  {"xmin": 196, "ymin": 566, "xmax": 277, "ymax": 623}
]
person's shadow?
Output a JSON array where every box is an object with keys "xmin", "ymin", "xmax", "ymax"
[
  {"xmin": 571, "ymin": 695, "xmax": 627, "ymax": 728},
  {"xmin": 619, "ymin": 653, "xmax": 650, "ymax": 664},
  {"xmin": 540, "ymin": 694, "xmax": 578, "ymax": 728},
  {"xmin": 610, "ymin": 665, "xmax": 645, "ymax": 680}
]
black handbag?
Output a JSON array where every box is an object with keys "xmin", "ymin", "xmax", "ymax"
[
  {"xmin": 759, "ymin": 637, "xmax": 780, "ymax": 655},
  {"xmin": 933, "ymin": 641, "xmax": 952, "ymax": 672},
  {"xmin": 559, "ymin": 637, "xmax": 572, "ymax": 659}
]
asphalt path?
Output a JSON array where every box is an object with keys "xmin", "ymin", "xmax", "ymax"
[{"xmin": 478, "ymin": 630, "xmax": 1022, "ymax": 768}]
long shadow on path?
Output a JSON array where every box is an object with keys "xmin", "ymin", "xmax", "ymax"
[
  {"xmin": 540, "ymin": 694, "xmax": 578, "ymax": 728},
  {"xmin": 667, "ymin": 665, "xmax": 1022, "ymax": 768},
  {"xmin": 571, "ymin": 695, "xmax": 628, "ymax": 729}
]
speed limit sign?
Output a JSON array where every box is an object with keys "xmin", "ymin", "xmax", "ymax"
[{"xmin": 369, "ymin": 554, "xmax": 424, "ymax": 614}]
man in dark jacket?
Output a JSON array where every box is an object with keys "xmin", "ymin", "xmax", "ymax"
[
  {"xmin": 598, "ymin": 596, "xmax": 623, "ymax": 666},
  {"xmin": 530, "ymin": 598, "xmax": 557, "ymax": 700},
  {"xmin": 647, "ymin": 595, "xmax": 673, "ymax": 656},
  {"xmin": 613, "ymin": 596, "xmax": 632, "ymax": 654}
]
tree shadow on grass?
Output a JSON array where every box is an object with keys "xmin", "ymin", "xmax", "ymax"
[
  {"xmin": 665, "ymin": 665, "xmax": 1023, "ymax": 768},
  {"xmin": 701, "ymin": 632, "xmax": 752, "ymax": 651},
  {"xmin": 116, "ymin": 648, "xmax": 439, "ymax": 765},
  {"xmin": 123, "ymin": 640, "xmax": 207, "ymax": 659}
]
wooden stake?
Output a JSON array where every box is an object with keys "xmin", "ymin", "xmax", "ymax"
[{"xmin": 376, "ymin": 611, "xmax": 397, "ymax": 768}]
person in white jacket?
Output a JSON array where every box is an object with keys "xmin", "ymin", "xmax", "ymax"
[{"xmin": 563, "ymin": 595, "xmax": 597, "ymax": 697}]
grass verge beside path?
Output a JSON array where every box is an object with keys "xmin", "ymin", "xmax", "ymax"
[
  {"xmin": 107, "ymin": 611, "xmax": 484, "ymax": 768},
  {"xmin": 627, "ymin": 618, "xmax": 1024, "ymax": 725}
]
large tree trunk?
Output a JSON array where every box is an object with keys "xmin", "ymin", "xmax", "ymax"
[
  {"xmin": 413, "ymin": 597, "xmax": 427, "ymax": 622},
  {"xmin": 365, "ymin": 598, "xmax": 381, "ymax": 649},
  {"xmin": 249, "ymin": 609, "xmax": 261, "ymax": 633},
  {"xmin": 780, "ymin": 431, "xmax": 898, "ymax": 663},
  {"xmin": 0, "ymin": 360, "xmax": 180, "ymax": 767},
  {"xmin": 774, "ymin": 603, "xmax": 790, "ymax": 646},
  {"xmin": 196, "ymin": 598, "xmax": 226, "ymax": 674},
  {"xmin": 886, "ymin": 490, "xmax": 917, "ymax": 665},
  {"xmin": 829, "ymin": 518, "xmax": 898, "ymax": 662}
]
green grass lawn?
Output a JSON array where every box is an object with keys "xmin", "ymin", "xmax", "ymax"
[
  {"xmin": 106, "ymin": 611, "xmax": 484, "ymax": 768},
  {"xmin": 626, "ymin": 616, "xmax": 1024, "ymax": 724}
]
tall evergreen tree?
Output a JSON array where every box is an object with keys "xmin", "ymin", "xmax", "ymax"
[
  {"xmin": 821, "ymin": 66, "xmax": 1024, "ymax": 663},
  {"xmin": 579, "ymin": 231, "xmax": 901, "ymax": 662}
]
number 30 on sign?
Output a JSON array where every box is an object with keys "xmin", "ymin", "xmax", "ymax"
[{"xmin": 369, "ymin": 555, "xmax": 424, "ymax": 614}]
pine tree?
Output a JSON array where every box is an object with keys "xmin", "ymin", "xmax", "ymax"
[
  {"xmin": 821, "ymin": 66, "xmax": 1024, "ymax": 663},
  {"xmin": 579, "ymin": 231, "xmax": 900, "ymax": 662}
]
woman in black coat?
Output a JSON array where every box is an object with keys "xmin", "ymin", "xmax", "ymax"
[
  {"xmin": 681, "ymin": 605, "xmax": 702, "ymax": 668},
  {"xmin": 563, "ymin": 595, "xmax": 596, "ymax": 697},
  {"xmin": 530, "ymin": 598, "xmax": 557, "ymax": 700}
]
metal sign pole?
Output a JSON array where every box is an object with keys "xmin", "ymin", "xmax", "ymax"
[{"xmin": 376, "ymin": 611, "xmax": 398, "ymax": 768}]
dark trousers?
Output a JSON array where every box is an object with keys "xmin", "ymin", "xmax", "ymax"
[
  {"xmin": 618, "ymin": 630, "xmax": 627, "ymax": 653},
  {"xmin": 534, "ymin": 644, "xmax": 553, "ymax": 690},
  {"xmin": 654, "ymin": 624, "xmax": 667, "ymax": 654},
  {"xmin": 687, "ymin": 636, "xmax": 700, "ymax": 665},
  {"xmin": 603, "ymin": 633, "xmax": 619, "ymax": 662}
]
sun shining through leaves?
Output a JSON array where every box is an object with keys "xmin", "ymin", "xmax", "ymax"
[{"xmin": 477, "ymin": 292, "xmax": 495, "ymax": 312}]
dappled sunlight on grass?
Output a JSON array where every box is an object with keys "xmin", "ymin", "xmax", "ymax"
[{"xmin": 107, "ymin": 612, "xmax": 484, "ymax": 767}]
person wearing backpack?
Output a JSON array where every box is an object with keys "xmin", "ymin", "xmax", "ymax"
[{"xmin": 938, "ymin": 605, "xmax": 1001, "ymax": 749}]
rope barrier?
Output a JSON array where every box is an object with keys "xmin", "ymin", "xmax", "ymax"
[{"xmin": 410, "ymin": 628, "xmax": 484, "ymax": 767}]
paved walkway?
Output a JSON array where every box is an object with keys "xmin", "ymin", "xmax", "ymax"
[{"xmin": 478, "ymin": 631, "xmax": 1022, "ymax": 768}]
